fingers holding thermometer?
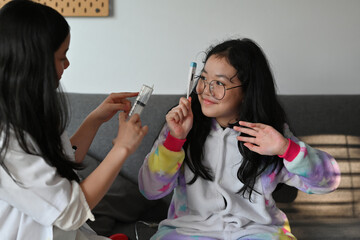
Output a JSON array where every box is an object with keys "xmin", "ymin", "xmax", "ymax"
[{"xmin": 166, "ymin": 97, "xmax": 193, "ymax": 140}]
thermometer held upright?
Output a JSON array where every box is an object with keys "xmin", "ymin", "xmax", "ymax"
[{"xmin": 187, "ymin": 62, "xmax": 197, "ymax": 99}]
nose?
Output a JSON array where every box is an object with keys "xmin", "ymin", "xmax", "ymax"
[
  {"xmin": 202, "ymin": 81, "xmax": 211, "ymax": 95},
  {"xmin": 64, "ymin": 58, "xmax": 70, "ymax": 69}
]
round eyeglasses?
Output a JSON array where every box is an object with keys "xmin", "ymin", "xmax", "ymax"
[{"xmin": 195, "ymin": 78, "xmax": 242, "ymax": 100}]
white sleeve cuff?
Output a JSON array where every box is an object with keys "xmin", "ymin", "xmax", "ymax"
[{"xmin": 53, "ymin": 181, "xmax": 94, "ymax": 231}]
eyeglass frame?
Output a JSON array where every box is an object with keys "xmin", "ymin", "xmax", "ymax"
[{"xmin": 195, "ymin": 77, "xmax": 242, "ymax": 100}]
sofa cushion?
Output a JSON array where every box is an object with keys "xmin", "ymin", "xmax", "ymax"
[{"xmin": 290, "ymin": 218, "xmax": 360, "ymax": 240}]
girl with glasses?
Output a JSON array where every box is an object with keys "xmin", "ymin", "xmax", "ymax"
[{"xmin": 139, "ymin": 38, "xmax": 340, "ymax": 240}]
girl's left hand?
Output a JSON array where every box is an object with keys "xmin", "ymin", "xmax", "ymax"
[
  {"xmin": 90, "ymin": 92, "xmax": 138, "ymax": 124},
  {"xmin": 234, "ymin": 121, "xmax": 289, "ymax": 156}
]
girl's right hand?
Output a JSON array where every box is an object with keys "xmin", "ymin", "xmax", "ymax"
[
  {"xmin": 166, "ymin": 97, "xmax": 193, "ymax": 139},
  {"xmin": 113, "ymin": 112, "xmax": 148, "ymax": 156}
]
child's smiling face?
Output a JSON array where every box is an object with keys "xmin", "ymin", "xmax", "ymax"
[{"xmin": 197, "ymin": 55, "xmax": 244, "ymax": 127}]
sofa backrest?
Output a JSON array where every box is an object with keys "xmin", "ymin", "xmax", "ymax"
[
  {"xmin": 66, "ymin": 93, "xmax": 360, "ymax": 181},
  {"xmin": 279, "ymin": 95, "xmax": 360, "ymax": 136}
]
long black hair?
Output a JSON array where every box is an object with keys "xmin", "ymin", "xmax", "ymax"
[
  {"xmin": 184, "ymin": 38, "xmax": 287, "ymax": 200},
  {"xmin": 0, "ymin": 0, "xmax": 81, "ymax": 183}
]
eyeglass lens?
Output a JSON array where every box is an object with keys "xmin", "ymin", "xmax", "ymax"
[{"xmin": 196, "ymin": 79, "xmax": 225, "ymax": 100}]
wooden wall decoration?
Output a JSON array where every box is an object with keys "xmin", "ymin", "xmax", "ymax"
[{"xmin": 0, "ymin": 0, "xmax": 109, "ymax": 17}]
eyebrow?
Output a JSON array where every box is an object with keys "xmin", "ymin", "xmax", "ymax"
[{"xmin": 202, "ymin": 69, "xmax": 231, "ymax": 81}]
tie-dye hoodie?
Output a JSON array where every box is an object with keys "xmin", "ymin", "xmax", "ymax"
[{"xmin": 138, "ymin": 121, "xmax": 340, "ymax": 240}]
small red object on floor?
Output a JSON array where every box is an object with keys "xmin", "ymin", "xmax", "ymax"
[{"xmin": 109, "ymin": 233, "xmax": 129, "ymax": 240}]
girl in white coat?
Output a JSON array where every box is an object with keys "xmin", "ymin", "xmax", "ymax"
[{"xmin": 0, "ymin": 1, "xmax": 148, "ymax": 239}]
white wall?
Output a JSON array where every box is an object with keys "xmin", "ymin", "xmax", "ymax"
[{"xmin": 62, "ymin": 0, "xmax": 360, "ymax": 95}]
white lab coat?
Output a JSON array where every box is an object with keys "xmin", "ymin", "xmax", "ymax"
[{"xmin": 0, "ymin": 130, "xmax": 108, "ymax": 240}]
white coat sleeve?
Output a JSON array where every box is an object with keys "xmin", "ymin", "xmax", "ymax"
[{"xmin": 0, "ymin": 133, "xmax": 94, "ymax": 230}]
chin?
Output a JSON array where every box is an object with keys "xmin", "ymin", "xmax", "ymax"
[{"xmin": 201, "ymin": 105, "xmax": 217, "ymax": 118}]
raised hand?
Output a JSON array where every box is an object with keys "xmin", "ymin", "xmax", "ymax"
[
  {"xmin": 234, "ymin": 121, "xmax": 289, "ymax": 156},
  {"xmin": 89, "ymin": 92, "xmax": 138, "ymax": 124},
  {"xmin": 166, "ymin": 97, "xmax": 193, "ymax": 139}
]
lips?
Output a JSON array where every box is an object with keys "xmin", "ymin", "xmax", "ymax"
[{"xmin": 202, "ymin": 97, "xmax": 217, "ymax": 105}]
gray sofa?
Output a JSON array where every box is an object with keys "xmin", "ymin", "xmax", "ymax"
[{"xmin": 66, "ymin": 93, "xmax": 360, "ymax": 240}]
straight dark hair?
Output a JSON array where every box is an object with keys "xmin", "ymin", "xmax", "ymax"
[
  {"xmin": 184, "ymin": 38, "xmax": 287, "ymax": 200},
  {"xmin": 0, "ymin": 0, "xmax": 81, "ymax": 183}
]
